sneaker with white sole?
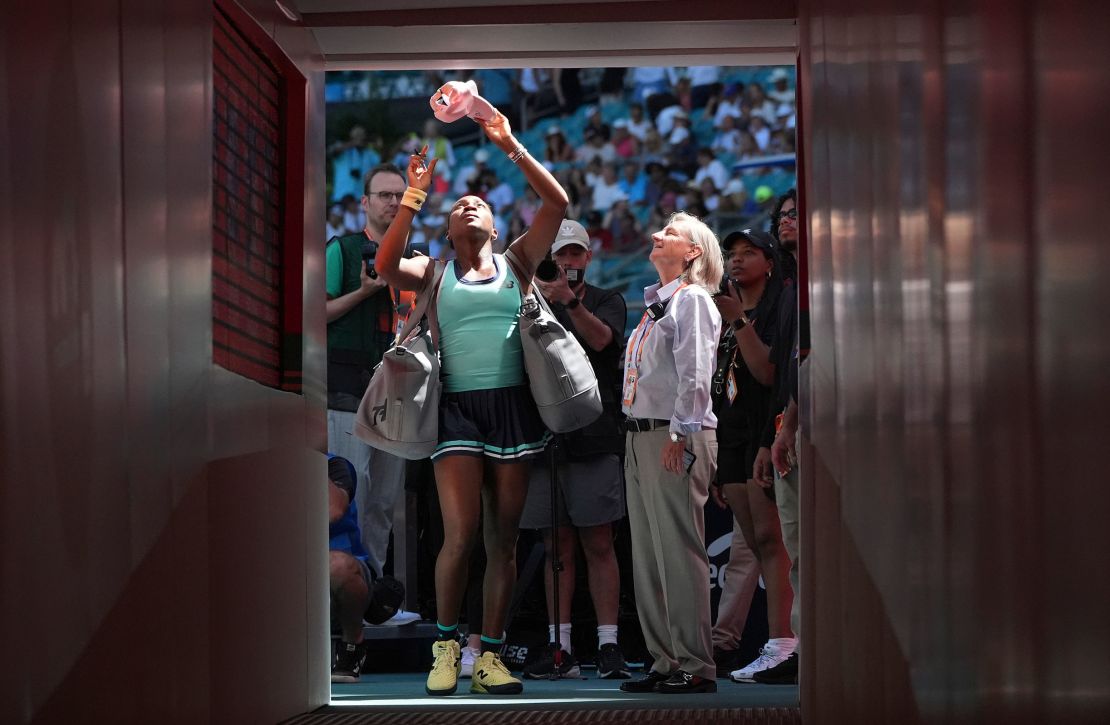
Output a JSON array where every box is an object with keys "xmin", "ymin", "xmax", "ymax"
[
  {"xmin": 729, "ymin": 640, "xmax": 795, "ymax": 683},
  {"xmin": 459, "ymin": 645, "xmax": 480, "ymax": 678},
  {"xmin": 331, "ymin": 641, "xmax": 366, "ymax": 683}
]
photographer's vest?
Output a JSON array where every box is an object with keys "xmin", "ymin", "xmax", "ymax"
[{"xmin": 326, "ymin": 232, "xmax": 397, "ymax": 411}]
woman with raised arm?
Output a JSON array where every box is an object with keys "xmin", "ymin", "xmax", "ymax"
[{"xmin": 375, "ymin": 110, "xmax": 569, "ymax": 697}]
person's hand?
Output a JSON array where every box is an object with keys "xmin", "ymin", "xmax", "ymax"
[
  {"xmin": 477, "ymin": 111, "xmax": 515, "ymax": 152},
  {"xmin": 359, "ymin": 261, "xmax": 387, "ymax": 297},
  {"xmin": 771, "ymin": 424, "xmax": 797, "ymax": 477},
  {"xmin": 406, "ymin": 145, "xmax": 438, "ymax": 193},
  {"xmin": 534, "ymin": 265, "xmax": 576, "ymax": 305},
  {"xmin": 709, "ymin": 483, "xmax": 727, "ymax": 509},
  {"xmin": 752, "ymin": 446, "xmax": 774, "ymax": 488},
  {"xmin": 714, "ymin": 279, "xmax": 744, "ymax": 324},
  {"xmin": 662, "ymin": 438, "xmax": 686, "ymax": 475}
]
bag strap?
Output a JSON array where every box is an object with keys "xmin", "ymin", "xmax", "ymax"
[
  {"xmin": 503, "ymin": 246, "xmax": 556, "ymax": 320},
  {"xmin": 395, "ymin": 258, "xmax": 445, "ymax": 343}
]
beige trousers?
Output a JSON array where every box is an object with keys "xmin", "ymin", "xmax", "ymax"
[{"xmin": 624, "ymin": 428, "xmax": 717, "ymax": 680}]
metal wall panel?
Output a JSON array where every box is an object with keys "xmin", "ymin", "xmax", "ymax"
[
  {"xmin": 0, "ymin": 1, "xmax": 328, "ymax": 722},
  {"xmin": 799, "ymin": 0, "xmax": 1110, "ymax": 722}
]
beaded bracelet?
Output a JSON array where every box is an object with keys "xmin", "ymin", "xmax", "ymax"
[
  {"xmin": 400, "ymin": 187, "xmax": 427, "ymax": 211},
  {"xmin": 507, "ymin": 145, "xmax": 528, "ymax": 164}
]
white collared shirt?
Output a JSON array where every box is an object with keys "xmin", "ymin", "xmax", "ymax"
[{"xmin": 622, "ymin": 277, "xmax": 721, "ymax": 435}]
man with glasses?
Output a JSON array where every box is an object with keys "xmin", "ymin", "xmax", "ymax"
[{"xmin": 326, "ymin": 163, "xmax": 410, "ymax": 583}]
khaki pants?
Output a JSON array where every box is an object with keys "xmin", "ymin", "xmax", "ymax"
[
  {"xmin": 773, "ymin": 431, "xmax": 801, "ymax": 646},
  {"xmin": 624, "ymin": 428, "xmax": 717, "ymax": 680},
  {"xmin": 712, "ymin": 517, "xmax": 761, "ymax": 650}
]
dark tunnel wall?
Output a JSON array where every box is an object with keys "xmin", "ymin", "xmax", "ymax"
[
  {"xmin": 799, "ymin": 0, "xmax": 1110, "ymax": 722},
  {"xmin": 0, "ymin": 2, "xmax": 330, "ymax": 722}
]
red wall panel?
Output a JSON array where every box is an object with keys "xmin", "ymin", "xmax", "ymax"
[
  {"xmin": 0, "ymin": 1, "xmax": 328, "ymax": 722},
  {"xmin": 798, "ymin": 0, "xmax": 1110, "ymax": 722}
]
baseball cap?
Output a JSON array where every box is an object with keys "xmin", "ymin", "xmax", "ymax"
[
  {"xmin": 723, "ymin": 228, "xmax": 776, "ymax": 256},
  {"xmin": 770, "ymin": 68, "xmax": 790, "ymax": 82},
  {"xmin": 723, "ymin": 178, "xmax": 745, "ymax": 195},
  {"xmin": 546, "ymin": 125, "xmax": 563, "ymax": 136},
  {"xmin": 583, "ymin": 104, "xmax": 599, "ymax": 117},
  {"xmin": 550, "ymin": 219, "xmax": 591, "ymax": 254},
  {"xmin": 474, "ymin": 148, "xmax": 490, "ymax": 163}
]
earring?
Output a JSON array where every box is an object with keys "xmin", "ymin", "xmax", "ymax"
[{"xmin": 766, "ymin": 270, "xmax": 771, "ymax": 279}]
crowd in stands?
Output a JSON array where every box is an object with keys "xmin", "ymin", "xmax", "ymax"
[{"xmin": 325, "ymin": 65, "xmax": 797, "ymax": 286}]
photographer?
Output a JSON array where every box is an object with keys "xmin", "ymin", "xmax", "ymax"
[
  {"xmin": 519, "ymin": 220, "xmax": 631, "ymax": 680},
  {"xmin": 326, "ymin": 163, "xmax": 409, "ymax": 581}
]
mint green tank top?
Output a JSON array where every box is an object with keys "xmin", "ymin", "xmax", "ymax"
[{"xmin": 437, "ymin": 254, "xmax": 525, "ymax": 393}]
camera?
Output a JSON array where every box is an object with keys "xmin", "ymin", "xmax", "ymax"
[
  {"xmin": 362, "ymin": 240, "xmax": 379, "ymax": 279},
  {"xmin": 535, "ymin": 257, "xmax": 559, "ymax": 282}
]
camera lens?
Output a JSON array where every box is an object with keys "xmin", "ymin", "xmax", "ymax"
[{"xmin": 535, "ymin": 258, "xmax": 559, "ymax": 282}]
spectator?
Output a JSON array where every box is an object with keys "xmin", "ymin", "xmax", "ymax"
[
  {"xmin": 611, "ymin": 119, "xmax": 639, "ymax": 159},
  {"xmin": 481, "ymin": 168, "xmax": 515, "ymax": 214},
  {"xmin": 655, "ymin": 103, "xmax": 687, "ymax": 138},
  {"xmin": 599, "ymin": 67, "xmax": 627, "ymax": 103},
  {"xmin": 737, "ymin": 130, "xmax": 762, "ymax": 162},
  {"xmin": 647, "ymin": 189, "xmax": 679, "ymax": 232},
  {"xmin": 518, "ymin": 67, "xmax": 550, "ymax": 129},
  {"xmin": 329, "ymin": 124, "xmax": 380, "ymax": 202},
  {"xmin": 422, "ymin": 119, "xmax": 456, "ymax": 187},
  {"xmin": 328, "ymin": 455, "xmax": 405, "ymax": 683},
  {"xmin": 766, "ymin": 68, "xmax": 795, "ymax": 105},
  {"xmin": 516, "ymin": 185, "xmax": 541, "ymax": 227},
  {"xmin": 749, "ymin": 115, "xmax": 772, "ymax": 152},
  {"xmin": 642, "ymin": 161, "xmax": 668, "ymax": 208},
  {"xmin": 718, "ymin": 178, "xmax": 749, "ymax": 214},
  {"xmin": 672, "ymin": 76, "xmax": 694, "ymax": 111},
  {"xmin": 584, "ymin": 209, "xmax": 613, "ymax": 251},
  {"xmin": 618, "ymin": 212, "xmax": 723, "ymax": 695},
  {"xmin": 453, "ymin": 148, "xmax": 489, "ymax": 197},
  {"xmin": 746, "ymin": 83, "xmax": 777, "ymax": 125},
  {"xmin": 475, "ymin": 68, "xmax": 515, "ymax": 122},
  {"xmin": 713, "ymin": 83, "xmax": 744, "ymax": 129},
  {"xmin": 544, "ymin": 125, "xmax": 576, "ymax": 164},
  {"xmin": 591, "ymin": 163, "xmax": 628, "ymax": 211},
  {"xmin": 694, "ymin": 148, "xmax": 730, "ymax": 191},
  {"xmin": 327, "ymin": 203, "xmax": 347, "ymax": 240},
  {"xmin": 709, "ymin": 229, "xmax": 794, "ymax": 685},
  {"xmin": 630, "ymin": 66, "xmax": 670, "ymax": 103},
  {"xmin": 618, "ymin": 160, "xmax": 647, "ymax": 205},
  {"xmin": 340, "ymin": 194, "xmax": 365, "ymax": 235},
  {"xmin": 687, "ymin": 65, "xmax": 723, "ymax": 109},
  {"xmin": 639, "ymin": 127, "xmax": 668, "ymax": 167},
  {"xmin": 624, "ymin": 102, "xmax": 652, "ymax": 141},
  {"xmin": 583, "ymin": 105, "xmax": 611, "ymax": 142},
  {"xmin": 712, "ymin": 114, "xmax": 743, "ymax": 155},
  {"xmin": 326, "ymin": 164, "xmax": 409, "ymax": 580},
  {"xmin": 553, "ymin": 67, "xmax": 583, "ymax": 115},
  {"xmin": 700, "ymin": 178, "xmax": 722, "ymax": 214},
  {"xmin": 522, "ymin": 220, "xmax": 632, "ymax": 681},
  {"xmin": 605, "ymin": 202, "xmax": 643, "ymax": 252},
  {"xmin": 577, "ymin": 126, "xmax": 617, "ymax": 165},
  {"xmin": 667, "ymin": 114, "xmax": 699, "ymax": 175}
]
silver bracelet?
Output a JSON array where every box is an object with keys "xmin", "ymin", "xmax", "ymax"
[{"xmin": 507, "ymin": 145, "xmax": 528, "ymax": 163}]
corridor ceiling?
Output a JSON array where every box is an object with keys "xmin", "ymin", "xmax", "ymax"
[{"xmin": 278, "ymin": 0, "xmax": 798, "ymax": 69}]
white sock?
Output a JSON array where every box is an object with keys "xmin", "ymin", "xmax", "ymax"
[
  {"xmin": 768, "ymin": 637, "xmax": 797, "ymax": 655},
  {"xmin": 597, "ymin": 624, "xmax": 618, "ymax": 647},
  {"xmin": 548, "ymin": 623, "xmax": 572, "ymax": 653}
]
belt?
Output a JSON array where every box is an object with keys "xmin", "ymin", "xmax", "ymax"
[{"xmin": 624, "ymin": 418, "xmax": 670, "ymax": 433}]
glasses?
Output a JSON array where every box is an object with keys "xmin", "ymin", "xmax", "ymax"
[
  {"xmin": 777, "ymin": 209, "xmax": 798, "ymax": 221},
  {"xmin": 372, "ymin": 191, "xmax": 405, "ymax": 202}
]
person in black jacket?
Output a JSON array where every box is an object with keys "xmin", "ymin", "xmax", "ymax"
[{"xmin": 520, "ymin": 220, "xmax": 631, "ymax": 681}]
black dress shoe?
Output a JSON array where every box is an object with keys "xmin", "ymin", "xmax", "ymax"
[
  {"xmin": 653, "ymin": 670, "xmax": 718, "ymax": 694},
  {"xmin": 619, "ymin": 670, "xmax": 670, "ymax": 693}
]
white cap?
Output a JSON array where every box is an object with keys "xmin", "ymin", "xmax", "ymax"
[
  {"xmin": 613, "ymin": 118, "xmax": 628, "ymax": 129},
  {"xmin": 474, "ymin": 148, "xmax": 490, "ymax": 163},
  {"xmin": 550, "ymin": 219, "xmax": 591, "ymax": 253},
  {"xmin": 770, "ymin": 68, "xmax": 789, "ymax": 82},
  {"xmin": 723, "ymin": 178, "xmax": 745, "ymax": 195}
]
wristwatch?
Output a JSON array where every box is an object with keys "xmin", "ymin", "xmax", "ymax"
[
  {"xmin": 565, "ymin": 296, "xmax": 581, "ymax": 310},
  {"xmin": 669, "ymin": 431, "xmax": 684, "ymax": 443},
  {"xmin": 733, "ymin": 314, "xmax": 751, "ymax": 331}
]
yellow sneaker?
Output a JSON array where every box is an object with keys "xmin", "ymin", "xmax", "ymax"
[
  {"xmin": 470, "ymin": 651, "xmax": 523, "ymax": 695},
  {"xmin": 426, "ymin": 640, "xmax": 461, "ymax": 696}
]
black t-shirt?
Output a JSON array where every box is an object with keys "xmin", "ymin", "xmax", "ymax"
[
  {"xmin": 550, "ymin": 283, "xmax": 627, "ymax": 458},
  {"xmin": 713, "ymin": 297, "xmax": 779, "ymax": 447}
]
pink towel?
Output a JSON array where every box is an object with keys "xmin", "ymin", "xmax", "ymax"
[{"xmin": 429, "ymin": 80, "xmax": 497, "ymax": 124}]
